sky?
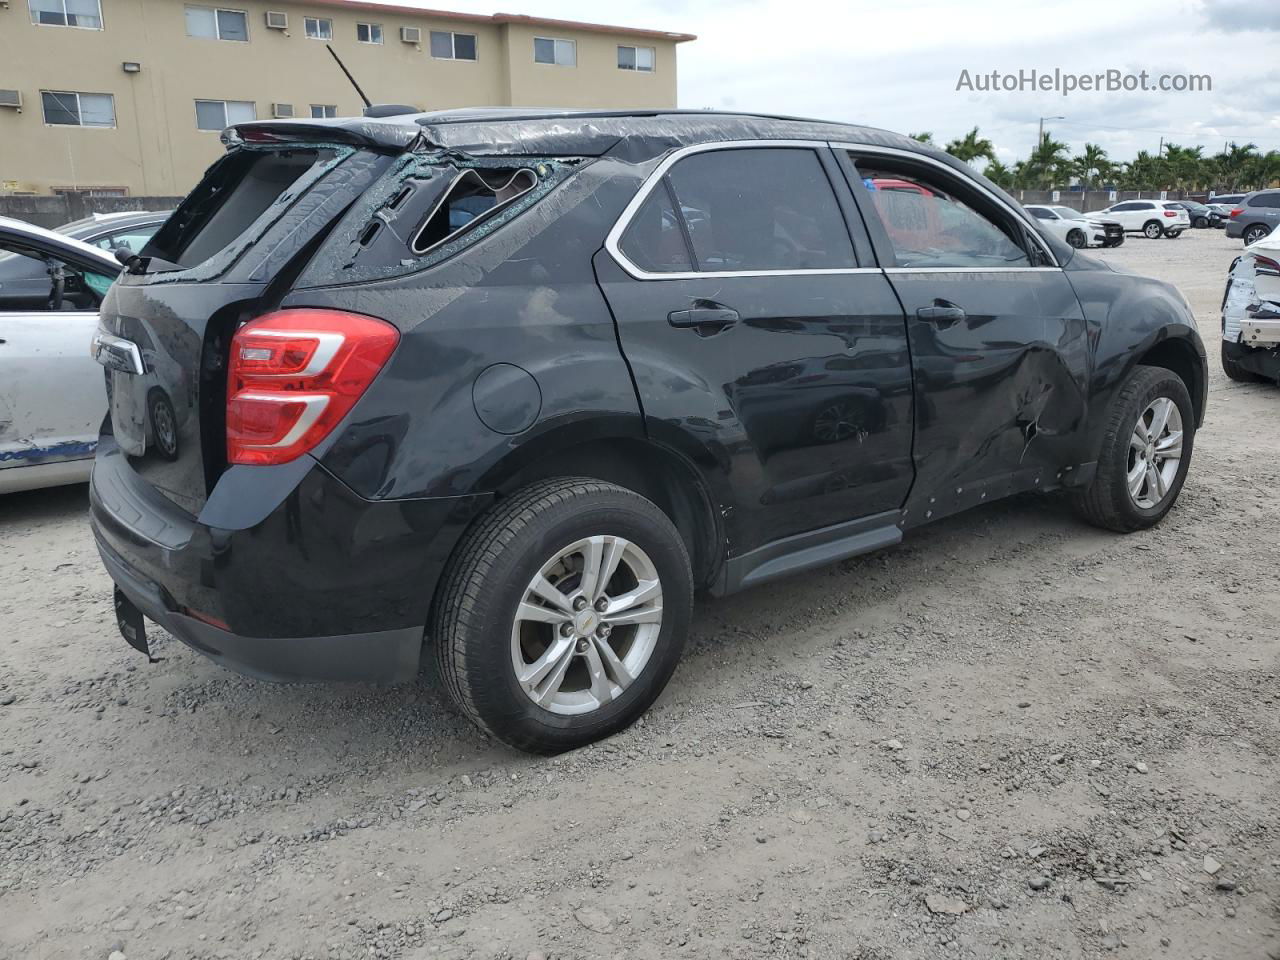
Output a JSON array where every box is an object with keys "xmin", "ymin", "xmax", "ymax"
[{"xmin": 374, "ymin": 0, "xmax": 1280, "ymax": 167}]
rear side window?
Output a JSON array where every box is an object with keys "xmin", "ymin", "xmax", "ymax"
[
  {"xmin": 1027, "ymin": 207, "xmax": 1053, "ymax": 219},
  {"xmin": 658, "ymin": 148, "xmax": 856, "ymax": 272},
  {"xmin": 1249, "ymin": 192, "xmax": 1280, "ymax": 208},
  {"xmin": 619, "ymin": 186, "xmax": 693, "ymax": 273}
]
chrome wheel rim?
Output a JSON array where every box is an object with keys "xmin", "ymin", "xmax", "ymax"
[
  {"xmin": 510, "ymin": 535, "xmax": 663, "ymax": 716},
  {"xmin": 1144, "ymin": 223, "xmax": 1161, "ymax": 238},
  {"xmin": 1127, "ymin": 397, "xmax": 1183, "ymax": 509}
]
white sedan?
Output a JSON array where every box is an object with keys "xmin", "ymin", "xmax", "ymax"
[
  {"xmin": 1024, "ymin": 205, "xmax": 1124, "ymax": 248},
  {"xmin": 0, "ymin": 217, "xmax": 121, "ymax": 494},
  {"xmin": 1089, "ymin": 200, "xmax": 1190, "ymax": 239}
]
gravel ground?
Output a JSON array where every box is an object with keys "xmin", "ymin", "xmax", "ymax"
[{"xmin": 2, "ymin": 228, "xmax": 1278, "ymax": 960}]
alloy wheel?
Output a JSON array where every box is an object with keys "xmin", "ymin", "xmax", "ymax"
[
  {"xmin": 1244, "ymin": 225, "xmax": 1269, "ymax": 245},
  {"xmin": 511, "ymin": 535, "xmax": 663, "ymax": 715},
  {"xmin": 1126, "ymin": 397, "xmax": 1183, "ymax": 509},
  {"xmin": 1143, "ymin": 222, "xmax": 1163, "ymax": 239}
]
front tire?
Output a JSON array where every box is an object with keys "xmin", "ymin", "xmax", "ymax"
[
  {"xmin": 1165, "ymin": 229, "xmax": 1182, "ymax": 239},
  {"xmin": 1071, "ymin": 365, "xmax": 1194, "ymax": 532},
  {"xmin": 432, "ymin": 478, "xmax": 693, "ymax": 753},
  {"xmin": 1066, "ymin": 229, "xmax": 1087, "ymax": 249},
  {"xmin": 1194, "ymin": 216, "xmax": 1209, "ymax": 228},
  {"xmin": 1143, "ymin": 220, "xmax": 1164, "ymax": 239}
]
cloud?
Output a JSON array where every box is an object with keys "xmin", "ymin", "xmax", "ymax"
[{"xmin": 1202, "ymin": 0, "xmax": 1280, "ymax": 32}]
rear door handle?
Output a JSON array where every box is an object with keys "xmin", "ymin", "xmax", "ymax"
[
  {"xmin": 668, "ymin": 305, "xmax": 739, "ymax": 331},
  {"xmin": 916, "ymin": 303, "xmax": 966, "ymax": 325}
]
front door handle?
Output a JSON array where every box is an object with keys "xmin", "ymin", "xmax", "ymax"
[
  {"xmin": 916, "ymin": 301, "xmax": 966, "ymax": 325},
  {"xmin": 668, "ymin": 303, "xmax": 739, "ymax": 332}
]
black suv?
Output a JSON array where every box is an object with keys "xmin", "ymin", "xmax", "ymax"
[{"xmin": 91, "ymin": 109, "xmax": 1206, "ymax": 753}]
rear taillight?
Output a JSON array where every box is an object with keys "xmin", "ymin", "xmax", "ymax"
[
  {"xmin": 227, "ymin": 309, "xmax": 399, "ymax": 466},
  {"xmin": 1255, "ymin": 254, "xmax": 1280, "ymax": 277},
  {"xmin": 1230, "ymin": 207, "xmax": 1244, "ymax": 218},
  {"xmin": 1163, "ymin": 210, "xmax": 1177, "ymax": 217}
]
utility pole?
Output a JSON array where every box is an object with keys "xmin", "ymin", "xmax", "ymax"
[{"xmin": 1038, "ymin": 115, "xmax": 1065, "ymax": 150}]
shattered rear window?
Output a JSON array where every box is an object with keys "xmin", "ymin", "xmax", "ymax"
[{"xmin": 295, "ymin": 151, "xmax": 576, "ymax": 286}]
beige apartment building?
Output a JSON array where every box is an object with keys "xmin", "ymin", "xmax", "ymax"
[{"xmin": 0, "ymin": 0, "xmax": 694, "ymax": 196}]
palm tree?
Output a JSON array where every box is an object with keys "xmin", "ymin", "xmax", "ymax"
[
  {"xmin": 944, "ymin": 126, "xmax": 995, "ymax": 168},
  {"xmin": 1162, "ymin": 144, "xmax": 1205, "ymax": 190},
  {"xmin": 1213, "ymin": 141, "xmax": 1259, "ymax": 191},
  {"xmin": 983, "ymin": 158, "xmax": 1017, "ymax": 191},
  {"xmin": 1072, "ymin": 143, "xmax": 1111, "ymax": 191},
  {"xmin": 908, "ymin": 132, "xmax": 934, "ymax": 145},
  {"xmin": 1025, "ymin": 133, "xmax": 1071, "ymax": 189}
]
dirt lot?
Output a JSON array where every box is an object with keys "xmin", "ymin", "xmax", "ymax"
[{"xmin": 2, "ymin": 228, "xmax": 1278, "ymax": 960}]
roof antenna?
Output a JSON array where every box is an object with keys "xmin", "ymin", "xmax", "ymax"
[
  {"xmin": 326, "ymin": 44, "xmax": 372, "ymax": 110},
  {"xmin": 326, "ymin": 43, "xmax": 418, "ymax": 118}
]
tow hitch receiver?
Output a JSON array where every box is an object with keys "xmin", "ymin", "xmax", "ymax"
[{"xmin": 114, "ymin": 586, "xmax": 155, "ymax": 661}]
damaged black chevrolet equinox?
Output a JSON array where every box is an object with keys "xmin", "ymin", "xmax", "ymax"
[{"xmin": 91, "ymin": 109, "xmax": 1207, "ymax": 752}]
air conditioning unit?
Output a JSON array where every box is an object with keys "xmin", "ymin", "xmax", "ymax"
[
  {"xmin": 271, "ymin": 102, "xmax": 294, "ymax": 118},
  {"xmin": 264, "ymin": 10, "xmax": 288, "ymax": 29},
  {"xmin": 400, "ymin": 26, "xmax": 421, "ymax": 44},
  {"xmin": 0, "ymin": 89, "xmax": 23, "ymax": 110}
]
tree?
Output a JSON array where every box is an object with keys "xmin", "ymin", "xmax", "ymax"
[
  {"xmin": 1162, "ymin": 144, "xmax": 1206, "ymax": 190},
  {"xmin": 1072, "ymin": 143, "xmax": 1111, "ymax": 191},
  {"xmin": 944, "ymin": 126, "xmax": 995, "ymax": 168},
  {"xmin": 1024, "ymin": 133, "xmax": 1071, "ymax": 189},
  {"xmin": 908, "ymin": 132, "xmax": 934, "ymax": 145},
  {"xmin": 983, "ymin": 158, "xmax": 1018, "ymax": 191},
  {"xmin": 1213, "ymin": 141, "xmax": 1259, "ymax": 191}
]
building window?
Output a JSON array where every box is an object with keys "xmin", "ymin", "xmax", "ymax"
[
  {"xmin": 54, "ymin": 187, "xmax": 129, "ymax": 197},
  {"xmin": 310, "ymin": 104, "xmax": 337, "ymax": 119},
  {"xmin": 356, "ymin": 22, "xmax": 383, "ymax": 44},
  {"xmin": 29, "ymin": 0, "xmax": 103, "ymax": 29},
  {"xmin": 533, "ymin": 36, "xmax": 575, "ymax": 66},
  {"xmin": 185, "ymin": 5, "xmax": 248, "ymax": 41},
  {"xmin": 429, "ymin": 31, "xmax": 476, "ymax": 60},
  {"xmin": 304, "ymin": 17, "xmax": 332, "ymax": 39},
  {"xmin": 617, "ymin": 45, "xmax": 654, "ymax": 72},
  {"xmin": 194, "ymin": 98, "xmax": 255, "ymax": 130},
  {"xmin": 41, "ymin": 91, "xmax": 115, "ymax": 128}
]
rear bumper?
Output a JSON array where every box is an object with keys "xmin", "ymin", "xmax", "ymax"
[
  {"xmin": 1225, "ymin": 220, "xmax": 1244, "ymax": 239},
  {"xmin": 90, "ymin": 433, "xmax": 489, "ymax": 683},
  {"xmin": 1223, "ymin": 338, "xmax": 1280, "ymax": 379}
]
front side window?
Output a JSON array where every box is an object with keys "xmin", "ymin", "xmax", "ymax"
[
  {"xmin": 41, "ymin": 91, "xmax": 115, "ymax": 127},
  {"xmin": 430, "ymin": 31, "xmax": 477, "ymax": 60},
  {"xmin": 30, "ymin": 0, "xmax": 102, "ymax": 28},
  {"xmin": 855, "ymin": 160, "xmax": 1031, "ymax": 269},
  {"xmin": 194, "ymin": 98, "xmax": 255, "ymax": 131},
  {"xmin": 310, "ymin": 104, "xmax": 337, "ymax": 119},
  {"xmin": 356, "ymin": 22, "xmax": 383, "ymax": 43},
  {"xmin": 533, "ymin": 36, "xmax": 575, "ymax": 66},
  {"xmin": 1027, "ymin": 207, "xmax": 1054, "ymax": 220},
  {"xmin": 185, "ymin": 5, "xmax": 248, "ymax": 41},
  {"xmin": 304, "ymin": 16, "xmax": 332, "ymax": 39},
  {"xmin": 617, "ymin": 45, "xmax": 654, "ymax": 72},
  {"xmin": 623, "ymin": 148, "xmax": 856, "ymax": 274}
]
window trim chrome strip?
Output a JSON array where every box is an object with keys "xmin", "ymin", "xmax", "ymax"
[
  {"xmin": 605, "ymin": 138, "xmax": 1062, "ymax": 280},
  {"xmin": 604, "ymin": 138, "xmax": 877, "ymax": 281}
]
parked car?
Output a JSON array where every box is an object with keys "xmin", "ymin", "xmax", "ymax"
[
  {"xmin": 1090, "ymin": 199, "xmax": 1190, "ymax": 238},
  {"xmin": 1208, "ymin": 194, "xmax": 1246, "ymax": 227},
  {"xmin": 1221, "ymin": 227, "xmax": 1280, "ymax": 383},
  {"xmin": 0, "ymin": 211, "xmax": 168, "ymax": 311},
  {"xmin": 1224, "ymin": 189, "xmax": 1280, "ymax": 246},
  {"xmin": 1167, "ymin": 200, "xmax": 1220, "ymax": 229},
  {"xmin": 0, "ymin": 217, "xmax": 122, "ymax": 493},
  {"xmin": 90, "ymin": 108, "xmax": 1207, "ymax": 753},
  {"xmin": 1023, "ymin": 204, "xmax": 1124, "ymax": 247}
]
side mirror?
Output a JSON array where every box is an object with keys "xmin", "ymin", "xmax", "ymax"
[{"xmin": 114, "ymin": 246, "xmax": 135, "ymax": 266}]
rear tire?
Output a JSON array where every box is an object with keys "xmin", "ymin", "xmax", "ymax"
[
  {"xmin": 1243, "ymin": 224, "xmax": 1271, "ymax": 246},
  {"xmin": 1143, "ymin": 220, "xmax": 1163, "ymax": 239},
  {"xmin": 1221, "ymin": 342, "xmax": 1270, "ymax": 383},
  {"xmin": 432, "ymin": 477, "xmax": 693, "ymax": 754},
  {"xmin": 1071, "ymin": 365, "xmax": 1194, "ymax": 532}
]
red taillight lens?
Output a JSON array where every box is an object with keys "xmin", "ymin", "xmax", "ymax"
[
  {"xmin": 227, "ymin": 309, "xmax": 399, "ymax": 466},
  {"xmin": 1163, "ymin": 210, "xmax": 1177, "ymax": 217},
  {"xmin": 1230, "ymin": 207, "xmax": 1244, "ymax": 218},
  {"xmin": 1255, "ymin": 254, "xmax": 1280, "ymax": 276}
]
